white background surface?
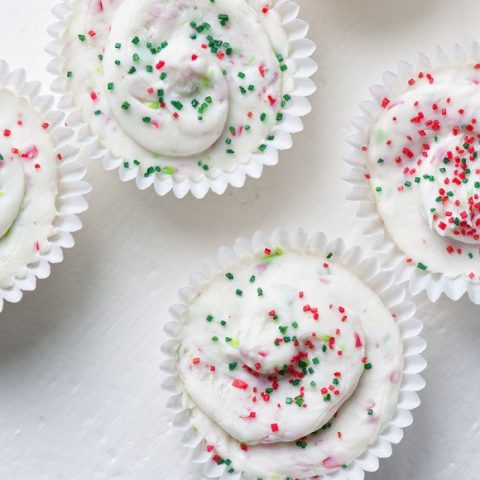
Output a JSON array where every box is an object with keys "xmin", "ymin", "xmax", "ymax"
[{"xmin": 0, "ymin": 1, "xmax": 479, "ymax": 479}]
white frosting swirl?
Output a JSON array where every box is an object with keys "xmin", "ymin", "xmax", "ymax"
[
  {"xmin": 177, "ymin": 250, "xmax": 403, "ymax": 478},
  {"xmin": 0, "ymin": 156, "xmax": 25, "ymax": 238},
  {"xmin": 0, "ymin": 88, "xmax": 58, "ymax": 288},
  {"xmin": 62, "ymin": 0, "xmax": 291, "ymax": 178},
  {"xmin": 367, "ymin": 67, "xmax": 480, "ymax": 276}
]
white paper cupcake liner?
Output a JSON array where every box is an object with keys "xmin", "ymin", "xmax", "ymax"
[
  {"xmin": 0, "ymin": 60, "xmax": 91, "ymax": 313},
  {"xmin": 46, "ymin": 0, "xmax": 317, "ymax": 199},
  {"xmin": 161, "ymin": 228, "xmax": 426, "ymax": 480},
  {"xmin": 344, "ymin": 42, "xmax": 480, "ymax": 304}
]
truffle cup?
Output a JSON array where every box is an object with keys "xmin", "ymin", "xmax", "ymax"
[
  {"xmin": 46, "ymin": 0, "xmax": 317, "ymax": 199},
  {"xmin": 345, "ymin": 42, "xmax": 480, "ymax": 304},
  {"xmin": 0, "ymin": 60, "xmax": 91, "ymax": 313},
  {"xmin": 161, "ymin": 228, "xmax": 427, "ymax": 480}
]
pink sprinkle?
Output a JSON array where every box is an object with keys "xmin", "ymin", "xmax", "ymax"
[
  {"xmin": 354, "ymin": 332, "xmax": 363, "ymax": 348},
  {"xmin": 322, "ymin": 457, "xmax": 341, "ymax": 469}
]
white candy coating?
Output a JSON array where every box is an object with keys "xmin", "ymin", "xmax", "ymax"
[{"xmin": 177, "ymin": 250, "xmax": 403, "ymax": 478}]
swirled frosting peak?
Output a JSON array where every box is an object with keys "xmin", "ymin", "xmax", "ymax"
[
  {"xmin": 63, "ymin": 0, "xmax": 292, "ymax": 179},
  {"xmin": 0, "ymin": 88, "xmax": 58, "ymax": 288},
  {"xmin": 177, "ymin": 248, "xmax": 403, "ymax": 478},
  {"xmin": 367, "ymin": 63, "xmax": 480, "ymax": 276}
]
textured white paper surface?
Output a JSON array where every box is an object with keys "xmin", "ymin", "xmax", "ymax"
[{"xmin": 0, "ymin": 1, "xmax": 479, "ymax": 479}]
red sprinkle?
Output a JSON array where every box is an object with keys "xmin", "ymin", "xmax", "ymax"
[{"xmin": 232, "ymin": 379, "xmax": 249, "ymax": 390}]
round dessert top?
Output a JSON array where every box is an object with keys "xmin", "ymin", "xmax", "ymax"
[
  {"xmin": 61, "ymin": 0, "xmax": 293, "ymax": 182},
  {"xmin": 366, "ymin": 62, "xmax": 480, "ymax": 278},
  {"xmin": 177, "ymin": 247, "xmax": 403, "ymax": 479},
  {"xmin": 0, "ymin": 88, "xmax": 58, "ymax": 288}
]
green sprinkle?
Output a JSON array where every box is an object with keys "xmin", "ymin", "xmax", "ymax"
[
  {"xmin": 94, "ymin": 110, "xmax": 102, "ymax": 115},
  {"xmin": 132, "ymin": 36, "xmax": 140, "ymax": 45},
  {"xmin": 368, "ymin": 409, "xmax": 374, "ymax": 415},
  {"xmin": 206, "ymin": 315, "xmax": 214, "ymax": 322},
  {"xmin": 312, "ymin": 357, "xmax": 319, "ymax": 365},
  {"xmin": 142, "ymin": 116, "xmax": 151, "ymax": 123},
  {"xmin": 123, "ymin": 162, "xmax": 129, "ymax": 169},
  {"xmin": 191, "ymin": 99, "xmax": 199, "ymax": 108},
  {"xmin": 212, "ymin": 336, "xmax": 219, "ymax": 342},
  {"xmin": 364, "ymin": 363, "xmax": 373, "ymax": 370},
  {"xmin": 249, "ymin": 275, "xmax": 256, "ymax": 283},
  {"xmin": 66, "ymin": 71, "xmax": 73, "ymax": 78},
  {"xmin": 220, "ymin": 320, "xmax": 227, "ymax": 327},
  {"xmin": 115, "ymin": 42, "xmax": 122, "ymax": 49},
  {"xmin": 260, "ymin": 113, "xmax": 267, "ymax": 122},
  {"xmin": 295, "ymin": 396, "xmax": 304, "ymax": 407},
  {"xmin": 235, "ymin": 289, "xmax": 243, "ymax": 297},
  {"xmin": 377, "ymin": 158, "xmax": 384, "ymax": 164},
  {"xmin": 115, "ymin": 60, "xmax": 121, "ymax": 66},
  {"xmin": 226, "ymin": 272, "xmax": 234, "ymax": 280},
  {"xmin": 238, "ymin": 72, "xmax": 245, "ymax": 79},
  {"xmin": 171, "ymin": 100, "xmax": 184, "ymax": 111},
  {"xmin": 107, "ymin": 83, "xmax": 114, "ymax": 90},
  {"xmin": 218, "ymin": 13, "xmax": 230, "ymax": 26},
  {"xmin": 133, "ymin": 159, "xmax": 140, "ymax": 166},
  {"xmin": 128, "ymin": 66, "xmax": 136, "ymax": 74},
  {"xmin": 146, "ymin": 65, "xmax": 153, "ymax": 73},
  {"xmin": 229, "ymin": 362, "xmax": 237, "ymax": 371},
  {"xmin": 78, "ymin": 34, "xmax": 86, "ymax": 42},
  {"xmin": 257, "ymin": 288, "xmax": 263, "ymax": 296},
  {"xmin": 376, "ymin": 186, "xmax": 382, "ymax": 192},
  {"xmin": 133, "ymin": 53, "xmax": 140, "ymax": 62},
  {"xmin": 258, "ymin": 144, "xmax": 267, "ymax": 152},
  {"xmin": 417, "ymin": 262, "xmax": 427, "ymax": 271},
  {"xmin": 121, "ymin": 101, "xmax": 130, "ymax": 110}
]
